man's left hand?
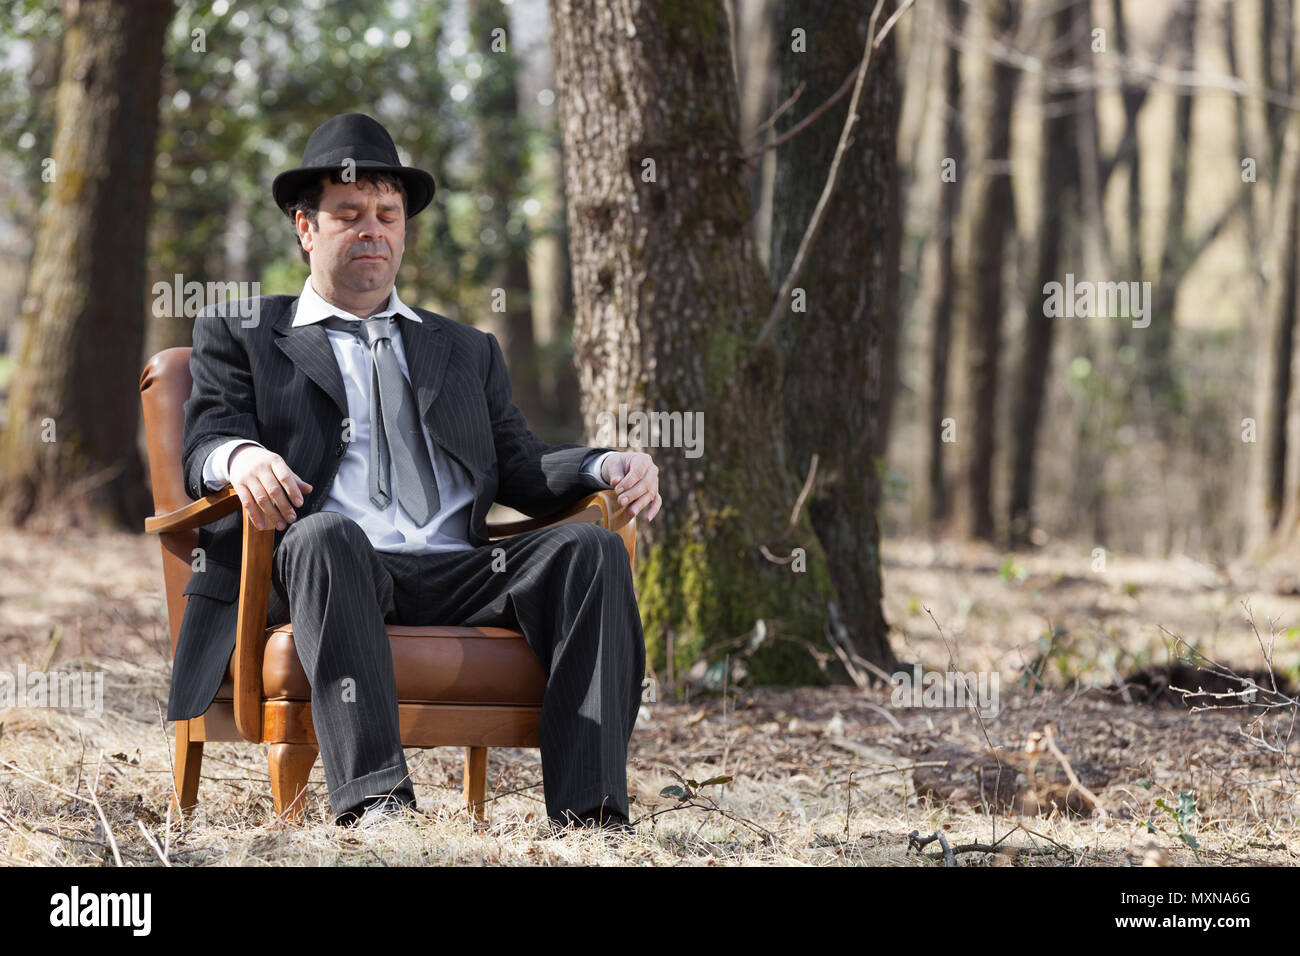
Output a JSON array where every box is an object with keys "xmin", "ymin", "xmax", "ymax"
[{"xmin": 602, "ymin": 451, "xmax": 662, "ymax": 522}]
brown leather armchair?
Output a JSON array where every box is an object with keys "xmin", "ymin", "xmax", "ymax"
[{"xmin": 139, "ymin": 347, "xmax": 635, "ymax": 824}]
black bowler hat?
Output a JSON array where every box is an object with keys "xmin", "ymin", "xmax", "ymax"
[{"xmin": 272, "ymin": 113, "xmax": 436, "ymax": 218}]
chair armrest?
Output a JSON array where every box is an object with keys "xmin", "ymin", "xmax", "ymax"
[
  {"xmin": 143, "ymin": 485, "xmax": 241, "ymax": 534},
  {"xmin": 230, "ymin": 509, "xmax": 274, "ymax": 742},
  {"xmin": 144, "ymin": 485, "xmax": 271, "ymax": 742},
  {"xmin": 487, "ymin": 489, "xmax": 637, "ymax": 570}
]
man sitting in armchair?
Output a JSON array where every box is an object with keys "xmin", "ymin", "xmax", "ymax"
[{"xmin": 167, "ymin": 112, "xmax": 659, "ymax": 831}]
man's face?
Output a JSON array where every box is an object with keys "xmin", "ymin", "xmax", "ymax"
[{"xmin": 297, "ymin": 176, "xmax": 406, "ymax": 296}]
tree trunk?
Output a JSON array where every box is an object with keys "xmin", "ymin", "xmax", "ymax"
[
  {"xmin": 470, "ymin": 0, "xmax": 544, "ymax": 427},
  {"xmin": 549, "ymin": 0, "xmax": 838, "ymax": 684},
  {"xmin": 769, "ymin": 0, "xmax": 899, "ymax": 671},
  {"xmin": 1112, "ymin": 0, "xmax": 1144, "ymax": 318},
  {"xmin": 1248, "ymin": 10, "xmax": 1300, "ymax": 552},
  {"xmin": 1263, "ymin": 0, "xmax": 1295, "ymax": 181},
  {"xmin": 1008, "ymin": 0, "xmax": 1080, "ymax": 547},
  {"xmin": 1263, "ymin": 114, "xmax": 1300, "ymax": 551},
  {"xmin": 1224, "ymin": 2, "xmax": 1264, "ymax": 306},
  {"xmin": 1145, "ymin": 0, "xmax": 1197, "ymax": 401},
  {"xmin": 962, "ymin": 0, "xmax": 1020, "ymax": 542},
  {"xmin": 547, "ymin": 161, "xmax": 583, "ymax": 435},
  {"xmin": 928, "ymin": 0, "xmax": 965, "ymax": 524},
  {"xmin": 0, "ymin": 0, "xmax": 173, "ymax": 529}
]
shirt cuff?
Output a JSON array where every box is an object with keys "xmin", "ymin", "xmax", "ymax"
[
  {"xmin": 203, "ymin": 439, "xmax": 264, "ymax": 490},
  {"xmin": 582, "ymin": 450, "xmax": 615, "ymax": 488}
]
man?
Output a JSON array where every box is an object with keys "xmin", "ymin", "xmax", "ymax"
[{"xmin": 167, "ymin": 112, "xmax": 658, "ymax": 832}]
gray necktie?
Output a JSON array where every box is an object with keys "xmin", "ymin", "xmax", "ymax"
[{"xmin": 321, "ymin": 314, "xmax": 441, "ymax": 523}]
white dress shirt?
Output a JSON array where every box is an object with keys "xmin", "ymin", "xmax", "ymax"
[{"xmin": 203, "ymin": 276, "xmax": 613, "ymax": 554}]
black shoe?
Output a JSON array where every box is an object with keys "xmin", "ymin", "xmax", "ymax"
[
  {"xmin": 358, "ymin": 796, "xmax": 411, "ymax": 830},
  {"xmin": 337, "ymin": 794, "xmax": 420, "ymax": 829}
]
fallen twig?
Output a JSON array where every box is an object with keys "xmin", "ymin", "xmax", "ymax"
[
  {"xmin": 1041, "ymin": 724, "xmax": 1109, "ymax": 822},
  {"xmin": 0, "ymin": 754, "xmax": 123, "ymax": 867}
]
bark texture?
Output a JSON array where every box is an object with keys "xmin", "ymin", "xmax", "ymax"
[
  {"xmin": 770, "ymin": 0, "xmax": 899, "ymax": 671},
  {"xmin": 549, "ymin": 0, "xmax": 838, "ymax": 684},
  {"xmin": 1, "ymin": 0, "xmax": 173, "ymax": 528}
]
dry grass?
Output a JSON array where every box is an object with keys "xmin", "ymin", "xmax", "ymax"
[{"xmin": 0, "ymin": 525, "xmax": 1297, "ymax": 866}]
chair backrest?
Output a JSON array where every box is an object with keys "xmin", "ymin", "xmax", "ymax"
[{"xmin": 139, "ymin": 347, "xmax": 197, "ymax": 657}]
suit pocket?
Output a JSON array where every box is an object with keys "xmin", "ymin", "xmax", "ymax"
[{"xmin": 182, "ymin": 561, "xmax": 240, "ymax": 603}]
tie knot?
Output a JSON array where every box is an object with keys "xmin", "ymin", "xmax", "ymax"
[{"xmin": 322, "ymin": 314, "xmax": 391, "ymax": 346}]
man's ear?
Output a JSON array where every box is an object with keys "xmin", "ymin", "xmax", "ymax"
[{"xmin": 295, "ymin": 211, "xmax": 314, "ymax": 255}]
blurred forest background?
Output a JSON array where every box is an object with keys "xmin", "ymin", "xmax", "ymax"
[{"xmin": 1, "ymin": 0, "xmax": 1298, "ymax": 687}]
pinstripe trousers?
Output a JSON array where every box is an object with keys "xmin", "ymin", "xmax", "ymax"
[{"xmin": 267, "ymin": 509, "xmax": 645, "ymax": 824}]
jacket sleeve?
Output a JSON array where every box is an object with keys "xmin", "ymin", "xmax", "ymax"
[
  {"xmin": 484, "ymin": 331, "xmax": 615, "ymax": 515},
  {"xmin": 182, "ymin": 308, "xmax": 262, "ymax": 501}
]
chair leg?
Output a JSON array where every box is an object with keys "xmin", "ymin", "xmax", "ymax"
[
  {"xmin": 172, "ymin": 718, "xmax": 204, "ymax": 816},
  {"xmin": 268, "ymin": 742, "xmax": 318, "ymax": 822},
  {"xmin": 464, "ymin": 746, "xmax": 488, "ymax": 822}
]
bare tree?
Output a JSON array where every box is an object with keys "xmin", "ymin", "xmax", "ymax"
[
  {"xmin": 0, "ymin": 0, "xmax": 174, "ymax": 528},
  {"xmin": 1007, "ymin": 0, "xmax": 1084, "ymax": 547},
  {"xmin": 470, "ymin": 0, "xmax": 544, "ymax": 426},
  {"xmin": 769, "ymin": 0, "xmax": 900, "ymax": 670},
  {"xmin": 962, "ymin": 0, "xmax": 1021, "ymax": 542},
  {"xmin": 927, "ymin": 0, "xmax": 965, "ymax": 525}
]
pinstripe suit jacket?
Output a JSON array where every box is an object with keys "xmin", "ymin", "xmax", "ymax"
[{"xmin": 165, "ymin": 294, "xmax": 616, "ymax": 721}]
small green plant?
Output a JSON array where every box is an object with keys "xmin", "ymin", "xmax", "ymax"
[
  {"xmin": 660, "ymin": 768, "xmax": 733, "ymax": 802},
  {"xmin": 1017, "ymin": 626, "xmax": 1073, "ymax": 691},
  {"xmin": 998, "ymin": 557, "xmax": 1028, "ymax": 585},
  {"xmin": 1145, "ymin": 792, "xmax": 1201, "ymax": 862}
]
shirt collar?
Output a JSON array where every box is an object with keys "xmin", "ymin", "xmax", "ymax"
[{"xmin": 292, "ymin": 275, "xmax": 421, "ymax": 326}]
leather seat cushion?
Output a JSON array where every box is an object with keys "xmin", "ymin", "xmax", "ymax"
[{"xmin": 215, "ymin": 623, "xmax": 547, "ymax": 706}]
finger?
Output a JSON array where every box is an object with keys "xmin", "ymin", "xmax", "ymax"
[
  {"xmin": 616, "ymin": 463, "xmax": 651, "ymax": 502},
  {"xmin": 296, "ymin": 476, "xmax": 314, "ymax": 494},
  {"xmin": 272, "ymin": 461, "xmax": 306, "ymax": 509},
  {"xmin": 645, "ymin": 494, "xmax": 662, "ymax": 522},
  {"xmin": 259, "ymin": 469, "xmax": 297, "ymax": 526},
  {"xmin": 248, "ymin": 475, "xmax": 287, "ymax": 530},
  {"xmin": 626, "ymin": 485, "xmax": 656, "ymax": 516},
  {"xmin": 618, "ymin": 465, "xmax": 659, "ymax": 505},
  {"xmin": 606, "ymin": 457, "xmax": 629, "ymax": 488},
  {"xmin": 234, "ymin": 483, "xmax": 265, "ymax": 531},
  {"xmin": 618, "ymin": 480, "xmax": 647, "ymax": 507},
  {"xmin": 614, "ymin": 458, "xmax": 648, "ymax": 494}
]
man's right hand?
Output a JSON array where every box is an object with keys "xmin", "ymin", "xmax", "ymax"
[{"xmin": 229, "ymin": 443, "xmax": 313, "ymax": 531}]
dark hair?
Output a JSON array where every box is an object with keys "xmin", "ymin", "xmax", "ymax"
[{"xmin": 284, "ymin": 169, "xmax": 410, "ymax": 265}]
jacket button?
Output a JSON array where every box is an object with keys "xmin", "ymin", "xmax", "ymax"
[{"xmin": 335, "ymin": 442, "xmax": 344, "ymax": 456}]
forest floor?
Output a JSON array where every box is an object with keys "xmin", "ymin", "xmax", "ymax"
[{"xmin": 0, "ymin": 525, "xmax": 1297, "ymax": 866}]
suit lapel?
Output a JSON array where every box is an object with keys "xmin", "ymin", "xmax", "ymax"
[
  {"xmin": 401, "ymin": 310, "xmax": 482, "ymax": 477},
  {"xmin": 396, "ymin": 310, "xmax": 451, "ymax": 429},
  {"xmin": 273, "ymin": 298, "xmax": 349, "ymax": 416}
]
